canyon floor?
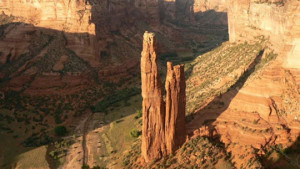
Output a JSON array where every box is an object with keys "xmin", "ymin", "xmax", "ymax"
[{"xmin": 1, "ymin": 37, "xmax": 299, "ymax": 168}]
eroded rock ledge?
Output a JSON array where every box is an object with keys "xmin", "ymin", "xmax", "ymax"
[{"xmin": 141, "ymin": 31, "xmax": 186, "ymax": 162}]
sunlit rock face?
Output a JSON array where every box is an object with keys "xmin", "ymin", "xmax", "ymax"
[
  {"xmin": 165, "ymin": 62, "xmax": 186, "ymax": 155},
  {"xmin": 141, "ymin": 32, "xmax": 186, "ymax": 162},
  {"xmin": 0, "ymin": 0, "xmax": 163, "ymax": 67},
  {"xmin": 187, "ymin": 0, "xmax": 300, "ymax": 168},
  {"xmin": 0, "ymin": 0, "xmax": 95, "ymax": 34},
  {"xmin": 193, "ymin": 0, "xmax": 227, "ymax": 12},
  {"xmin": 227, "ymin": 0, "xmax": 300, "ymax": 68},
  {"xmin": 0, "ymin": 0, "xmax": 99, "ymax": 67},
  {"xmin": 141, "ymin": 32, "xmax": 167, "ymax": 162}
]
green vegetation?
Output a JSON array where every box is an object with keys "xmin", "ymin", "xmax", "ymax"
[
  {"xmin": 47, "ymin": 139, "xmax": 73, "ymax": 168},
  {"xmin": 122, "ymin": 142, "xmax": 141, "ymax": 168},
  {"xmin": 123, "ymin": 137, "xmax": 233, "ymax": 169},
  {"xmin": 82, "ymin": 164, "xmax": 107, "ymax": 169},
  {"xmin": 134, "ymin": 109, "xmax": 142, "ymax": 119},
  {"xmin": 130, "ymin": 129, "xmax": 142, "ymax": 138},
  {"xmin": 86, "ymin": 94, "xmax": 142, "ymax": 168},
  {"xmin": 185, "ymin": 40, "xmax": 271, "ymax": 114},
  {"xmin": 54, "ymin": 126, "xmax": 68, "ymax": 136},
  {"xmin": 16, "ymin": 146, "xmax": 50, "ymax": 169},
  {"xmin": 254, "ymin": 0, "xmax": 285, "ymax": 6},
  {"xmin": 22, "ymin": 134, "xmax": 53, "ymax": 147},
  {"xmin": 91, "ymin": 88, "xmax": 140, "ymax": 113}
]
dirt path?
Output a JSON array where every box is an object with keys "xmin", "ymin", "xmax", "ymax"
[
  {"xmin": 61, "ymin": 112, "xmax": 93, "ymax": 169},
  {"xmin": 82, "ymin": 113, "xmax": 93, "ymax": 165}
]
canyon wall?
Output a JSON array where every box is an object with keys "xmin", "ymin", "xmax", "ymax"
[
  {"xmin": 187, "ymin": 0, "xmax": 300, "ymax": 167},
  {"xmin": 0, "ymin": 0, "xmax": 99, "ymax": 67},
  {"xmin": 0, "ymin": 0, "xmax": 94, "ymax": 34},
  {"xmin": 163, "ymin": 0, "xmax": 227, "ymax": 24},
  {"xmin": 0, "ymin": 0, "xmax": 227, "ymax": 36},
  {"xmin": 0, "ymin": 0, "xmax": 162, "ymax": 67},
  {"xmin": 0, "ymin": 0, "xmax": 228, "ymax": 95},
  {"xmin": 141, "ymin": 32, "xmax": 186, "ymax": 162},
  {"xmin": 193, "ymin": 0, "xmax": 227, "ymax": 12},
  {"xmin": 0, "ymin": 0, "xmax": 228, "ymax": 68},
  {"xmin": 227, "ymin": 0, "xmax": 300, "ymax": 68}
]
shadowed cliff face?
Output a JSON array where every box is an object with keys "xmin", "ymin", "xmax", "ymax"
[
  {"xmin": 0, "ymin": 0, "xmax": 228, "ymax": 95},
  {"xmin": 0, "ymin": 0, "xmax": 228, "ymax": 64}
]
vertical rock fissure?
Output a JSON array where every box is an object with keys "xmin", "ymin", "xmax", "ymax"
[{"xmin": 141, "ymin": 31, "xmax": 186, "ymax": 162}]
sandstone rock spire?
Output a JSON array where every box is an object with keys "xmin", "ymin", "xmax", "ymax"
[
  {"xmin": 141, "ymin": 31, "xmax": 167, "ymax": 162},
  {"xmin": 165, "ymin": 62, "xmax": 186, "ymax": 154},
  {"xmin": 141, "ymin": 31, "xmax": 186, "ymax": 162}
]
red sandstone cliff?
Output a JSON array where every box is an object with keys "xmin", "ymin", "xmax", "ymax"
[
  {"xmin": 165, "ymin": 62, "xmax": 186, "ymax": 155},
  {"xmin": 141, "ymin": 32, "xmax": 186, "ymax": 162},
  {"xmin": 0, "ymin": 0, "xmax": 228, "ymax": 95},
  {"xmin": 141, "ymin": 32, "xmax": 167, "ymax": 162},
  {"xmin": 227, "ymin": 0, "xmax": 300, "ymax": 68},
  {"xmin": 186, "ymin": 0, "xmax": 300, "ymax": 168}
]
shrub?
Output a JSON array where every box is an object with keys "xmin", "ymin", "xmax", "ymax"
[
  {"xmin": 82, "ymin": 164, "xmax": 90, "ymax": 169},
  {"xmin": 92, "ymin": 88, "xmax": 140, "ymax": 113},
  {"xmin": 54, "ymin": 126, "xmax": 67, "ymax": 136},
  {"xmin": 92, "ymin": 166, "xmax": 106, "ymax": 169},
  {"xmin": 130, "ymin": 129, "xmax": 142, "ymax": 138},
  {"xmin": 134, "ymin": 109, "xmax": 142, "ymax": 119}
]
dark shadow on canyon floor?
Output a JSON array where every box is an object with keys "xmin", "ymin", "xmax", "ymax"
[{"xmin": 262, "ymin": 135, "xmax": 300, "ymax": 169}]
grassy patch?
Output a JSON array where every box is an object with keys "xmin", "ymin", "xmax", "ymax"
[
  {"xmin": 186, "ymin": 40, "xmax": 266, "ymax": 114},
  {"xmin": 91, "ymin": 94, "xmax": 142, "ymax": 167},
  {"xmin": 91, "ymin": 88, "xmax": 140, "ymax": 113},
  {"xmin": 16, "ymin": 146, "xmax": 49, "ymax": 169}
]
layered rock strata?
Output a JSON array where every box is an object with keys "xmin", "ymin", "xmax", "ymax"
[
  {"xmin": 141, "ymin": 32, "xmax": 167, "ymax": 162},
  {"xmin": 185, "ymin": 0, "xmax": 300, "ymax": 167},
  {"xmin": 165, "ymin": 62, "xmax": 186, "ymax": 154},
  {"xmin": 227, "ymin": 0, "xmax": 300, "ymax": 68},
  {"xmin": 141, "ymin": 32, "xmax": 186, "ymax": 162}
]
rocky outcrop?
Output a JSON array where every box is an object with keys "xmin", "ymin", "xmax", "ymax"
[
  {"xmin": 141, "ymin": 32, "xmax": 167, "ymax": 162},
  {"xmin": 165, "ymin": 62, "xmax": 186, "ymax": 154},
  {"xmin": 141, "ymin": 32, "xmax": 186, "ymax": 162}
]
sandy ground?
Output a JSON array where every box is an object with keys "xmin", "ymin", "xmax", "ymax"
[{"xmin": 62, "ymin": 113, "xmax": 92, "ymax": 169}]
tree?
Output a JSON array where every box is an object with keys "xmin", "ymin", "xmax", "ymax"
[{"xmin": 54, "ymin": 126, "xmax": 67, "ymax": 136}]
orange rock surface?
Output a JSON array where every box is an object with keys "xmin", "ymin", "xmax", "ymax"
[
  {"xmin": 165, "ymin": 62, "xmax": 186, "ymax": 155},
  {"xmin": 141, "ymin": 32, "xmax": 167, "ymax": 162},
  {"xmin": 227, "ymin": 0, "xmax": 300, "ymax": 68},
  {"xmin": 141, "ymin": 32, "xmax": 186, "ymax": 162},
  {"xmin": 186, "ymin": 0, "xmax": 300, "ymax": 167}
]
